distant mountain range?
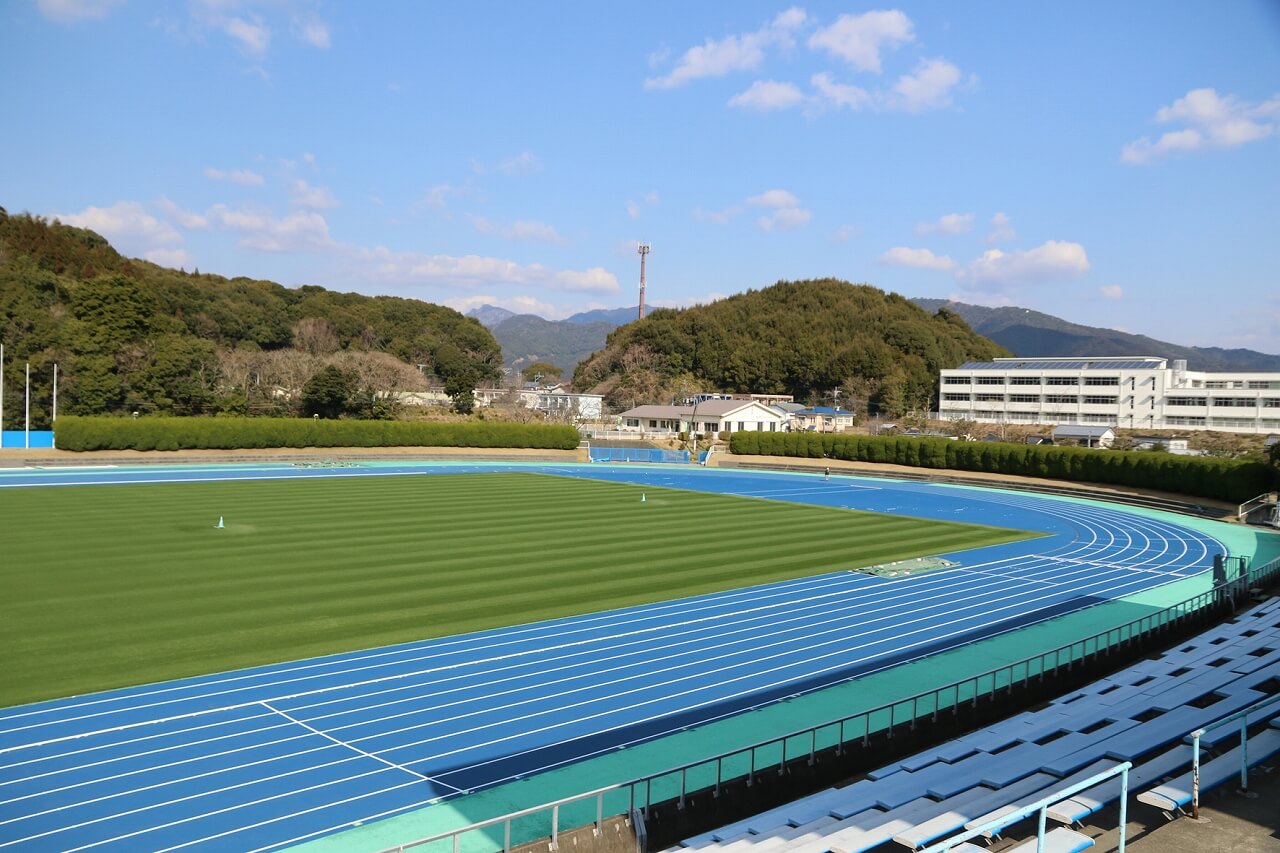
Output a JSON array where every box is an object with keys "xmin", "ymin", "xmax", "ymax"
[
  {"xmin": 911, "ymin": 299, "xmax": 1280, "ymax": 372},
  {"xmin": 467, "ymin": 305, "xmax": 640, "ymax": 373},
  {"xmin": 470, "ymin": 297, "xmax": 1280, "ymax": 376}
]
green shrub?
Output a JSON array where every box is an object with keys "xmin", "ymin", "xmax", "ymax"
[
  {"xmin": 730, "ymin": 432, "xmax": 1276, "ymax": 503},
  {"xmin": 54, "ymin": 416, "xmax": 581, "ymax": 452}
]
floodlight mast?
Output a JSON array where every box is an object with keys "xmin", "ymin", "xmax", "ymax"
[{"xmin": 637, "ymin": 243, "xmax": 650, "ymax": 320}]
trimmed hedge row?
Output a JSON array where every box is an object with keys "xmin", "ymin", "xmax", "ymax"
[
  {"xmin": 730, "ymin": 431, "xmax": 1277, "ymax": 504},
  {"xmin": 54, "ymin": 416, "xmax": 581, "ymax": 452}
]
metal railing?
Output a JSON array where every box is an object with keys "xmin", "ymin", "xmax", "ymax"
[
  {"xmin": 1189, "ymin": 690, "xmax": 1280, "ymax": 819},
  {"xmin": 921, "ymin": 761, "xmax": 1131, "ymax": 853},
  {"xmin": 374, "ymin": 553, "xmax": 1280, "ymax": 853}
]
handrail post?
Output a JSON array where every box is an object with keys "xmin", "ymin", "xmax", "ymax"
[
  {"xmin": 596, "ymin": 792, "xmax": 603, "ymax": 836},
  {"xmin": 1240, "ymin": 715, "xmax": 1249, "ymax": 792},
  {"xmin": 1035, "ymin": 804, "xmax": 1047, "ymax": 853},
  {"xmin": 1118, "ymin": 766, "xmax": 1129, "ymax": 853},
  {"xmin": 1191, "ymin": 730, "xmax": 1202, "ymax": 819},
  {"xmin": 551, "ymin": 804, "xmax": 559, "ymax": 850},
  {"xmin": 504, "ymin": 820, "xmax": 511, "ymax": 852}
]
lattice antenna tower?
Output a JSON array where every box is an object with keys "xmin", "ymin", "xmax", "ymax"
[{"xmin": 637, "ymin": 243, "xmax": 651, "ymax": 320}]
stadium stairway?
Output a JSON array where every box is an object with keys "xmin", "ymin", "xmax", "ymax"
[{"xmin": 668, "ymin": 596, "xmax": 1280, "ymax": 853}]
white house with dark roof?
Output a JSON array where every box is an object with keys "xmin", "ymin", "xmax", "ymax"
[
  {"xmin": 1051, "ymin": 424, "xmax": 1116, "ymax": 448},
  {"xmin": 618, "ymin": 399, "xmax": 787, "ymax": 435}
]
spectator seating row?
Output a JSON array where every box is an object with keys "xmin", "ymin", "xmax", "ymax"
[{"xmin": 671, "ymin": 596, "xmax": 1280, "ymax": 853}]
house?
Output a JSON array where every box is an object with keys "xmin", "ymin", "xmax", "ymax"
[
  {"xmin": 982, "ymin": 433, "xmax": 1004, "ymax": 443},
  {"xmin": 792, "ymin": 406, "xmax": 858, "ymax": 433},
  {"xmin": 1026, "ymin": 435, "xmax": 1053, "ymax": 446},
  {"xmin": 1051, "ymin": 424, "xmax": 1116, "ymax": 448},
  {"xmin": 618, "ymin": 399, "xmax": 788, "ymax": 435},
  {"xmin": 471, "ymin": 385, "xmax": 603, "ymax": 421},
  {"xmin": 1265, "ymin": 434, "xmax": 1280, "ymax": 450},
  {"xmin": 1130, "ymin": 435, "xmax": 1190, "ymax": 453}
]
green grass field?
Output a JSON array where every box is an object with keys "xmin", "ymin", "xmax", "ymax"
[{"xmin": 0, "ymin": 472, "xmax": 1035, "ymax": 707}]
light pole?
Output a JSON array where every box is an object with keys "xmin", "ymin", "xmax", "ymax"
[{"xmin": 689, "ymin": 398, "xmax": 702, "ymax": 461}]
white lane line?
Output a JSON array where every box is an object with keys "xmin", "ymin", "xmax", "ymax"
[{"xmin": 258, "ymin": 702, "xmax": 463, "ymax": 794}]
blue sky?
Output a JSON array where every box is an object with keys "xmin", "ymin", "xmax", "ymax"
[{"xmin": 2, "ymin": 2, "xmax": 1278, "ymax": 352}]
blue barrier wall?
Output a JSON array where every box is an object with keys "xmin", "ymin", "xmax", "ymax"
[
  {"xmin": 1, "ymin": 430, "xmax": 54, "ymax": 449},
  {"xmin": 589, "ymin": 447, "xmax": 690, "ymax": 464}
]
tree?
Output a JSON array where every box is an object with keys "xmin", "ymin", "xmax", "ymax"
[
  {"xmin": 300, "ymin": 365, "xmax": 357, "ymax": 418},
  {"xmin": 521, "ymin": 361, "xmax": 563, "ymax": 383}
]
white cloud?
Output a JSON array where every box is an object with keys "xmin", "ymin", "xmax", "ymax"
[
  {"xmin": 293, "ymin": 17, "xmax": 330, "ymax": 48},
  {"xmin": 56, "ymin": 201, "xmax": 183, "ymax": 246},
  {"xmin": 626, "ymin": 201, "xmax": 641, "ymax": 219},
  {"xmin": 206, "ymin": 204, "xmax": 333, "ymax": 252},
  {"xmin": 362, "ymin": 246, "xmax": 619, "ymax": 294},
  {"xmin": 888, "ymin": 58, "xmax": 963, "ymax": 113},
  {"xmin": 757, "ymin": 207, "xmax": 811, "ymax": 231},
  {"xmin": 1122, "ymin": 88, "xmax": 1279, "ymax": 164},
  {"xmin": 643, "ymin": 190, "xmax": 660, "ymax": 206},
  {"xmin": 290, "ymin": 179, "xmax": 339, "ymax": 209},
  {"xmin": 627, "ymin": 191, "xmax": 660, "ymax": 218},
  {"xmin": 958, "ymin": 240, "xmax": 1090, "ymax": 286},
  {"xmin": 879, "ymin": 246, "xmax": 956, "ymax": 271},
  {"xmin": 807, "ymin": 10, "xmax": 914, "ymax": 73},
  {"xmin": 221, "ymin": 16, "xmax": 270, "ymax": 54},
  {"xmin": 1098, "ymin": 285, "xmax": 1124, "ymax": 301},
  {"xmin": 833, "ymin": 224, "xmax": 861, "ymax": 243},
  {"xmin": 204, "ymin": 166, "xmax": 265, "ymax": 186},
  {"xmin": 728, "ymin": 80, "xmax": 809, "ymax": 112},
  {"xmin": 645, "ymin": 7, "xmax": 808, "ymax": 90},
  {"xmin": 469, "ymin": 216, "xmax": 568, "ymax": 245},
  {"xmin": 415, "ymin": 182, "xmax": 471, "ymax": 213},
  {"xmin": 473, "ymin": 151, "xmax": 542, "ymax": 176},
  {"xmin": 987, "ymin": 212, "xmax": 1015, "ymax": 243},
  {"xmin": 916, "ymin": 212, "xmax": 974, "ymax": 236},
  {"xmin": 747, "ymin": 188, "xmax": 801, "ymax": 208},
  {"xmin": 145, "ymin": 248, "xmax": 195, "ymax": 269},
  {"xmin": 37, "ymin": 0, "xmax": 121, "ymax": 22},
  {"xmin": 693, "ymin": 206, "xmax": 741, "ymax": 225},
  {"xmin": 156, "ymin": 197, "xmax": 209, "ymax": 229},
  {"xmin": 810, "ymin": 72, "xmax": 872, "ymax": 111}
]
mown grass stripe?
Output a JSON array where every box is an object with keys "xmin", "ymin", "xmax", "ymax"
[{"xmin": 0, "ymin": 473, "xmax": 1033, "ymax": 707}]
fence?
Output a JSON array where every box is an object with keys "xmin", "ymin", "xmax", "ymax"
[
  {"xmin": 0, "ymin": 429, "xmax": 54, "ymax": 449},
  {"xmin": 374, "ymin": 552, "xmax": 1280, "ymax": 853},
  {"xmin": 588, "ymin": 446, "xmax": 690, "ymax": 464}
]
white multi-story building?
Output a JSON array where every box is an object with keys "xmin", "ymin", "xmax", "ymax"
[{"xmin": 938, "ymin": 357, "xmax": 1280, "ymax": 435}]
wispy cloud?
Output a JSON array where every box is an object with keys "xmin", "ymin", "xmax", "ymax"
[
  {"xmin": 879, "ymin": 246, "xmax": 956, "ymax": 271},
  {"xmin": 645, "ymin": 7, "xmax": 808, "ymax": 90},
  {"xmin": 289, "ymin": 179, "xmax": 339, "ymax": 209},
  {"xmin": 1098, "ymin": 285, "xmax": 1124, "ymax": 300},
  {"xmin": 37, "ymin": 0, "xmax": 122, "ymax": 23},
  {"xmin": 204, "ymin": 166, "xmax": 266, "ymax": 186},
  {"xmin": 987, "ymin": 212, "xmax": 1015, "ymax": 243},
  {"xmin": 473, "ymin": 151, "xmax": 543, "ymax": 176},
  {"xmin": 469, "ymin": 215, "xmax": 569, "ymax": 245},
  {"xmin": 748, "ymin": 188, "xmax": 811, "ymax": 231},
  {"xmin": 807, "ymin": 9, "xmax": 914, "ymax": 73},
  {"xmin": 916, "ymin": 212, "xmax": 974, "ymax": 236},
  {"xmin": 728, "ymin": 80, "xmax": 808, "ymax": 112},
  {"xmin": 1122, "ymin": 88, "xmax": 1279, "ymax": 164},
  {"xmin": 957, "ymin": 240, "xmax": 1091, "ymax": 287},
  {"xmin": 886, "ymin": 58, "xmax": 965, "ymax": 113}
]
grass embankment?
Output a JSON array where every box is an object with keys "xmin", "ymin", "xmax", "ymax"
[{"xmin": 0, "ymin": 472, "xmax": 1033, "ymax": 707}]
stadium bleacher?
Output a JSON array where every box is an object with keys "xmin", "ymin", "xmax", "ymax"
[{"xmin": 670, "ymin": 596, "xmax": 1280, "ymax": 853}]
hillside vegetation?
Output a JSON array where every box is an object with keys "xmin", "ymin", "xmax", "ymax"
[
  {"xmin": 912, "ymin": 298, "xmax": 1280, "ymax": 371},
  {"xmin": 0, "ymin": 210, "xmax": 501, "ymax": 426},
  {"xmin": 574, "ymin": 279, "xmax": 1008, "ymax": 412}
]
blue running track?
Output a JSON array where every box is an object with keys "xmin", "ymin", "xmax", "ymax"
[{"xmin": 0, "ymin": 463, "xmax": 1223, "ymax": 852}]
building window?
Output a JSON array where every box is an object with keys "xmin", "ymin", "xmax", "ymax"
[
  {"xmin": 1166, "ymin": 397, "xmax": 1208, "ymax": 407},
  {"xmin": 1084, "ymin": 377, "xmax": 1120, "ymax": 386},
  {"xmin": 626, "ymin": 418, "xmax": 639, "ymax": 427},
  {"xmin": 1165, "ymin": 416, "xmax": 1206, "ymax": 426},
  {"xmin": 1247, "ymin": 381, "xmax": 1280, "ymax": 390},
  {"xmin": 1044, "ymin": 395, "xmax": 1078, "ymax": 404},
  {"xmin": 1211, "ymin": 398, "xmax": 1254, "ymax": 408},
  {"xmin": 1082, "ymin": 396, "xmax": 1116, "ymax": 405},
  {"xmin": 739, "ymin": 421, "xmax": 747, "ymax": 431},
  {"xmin": 1008, "ymin": 394, "xmax": 1039, "ymax": 403},
  {"xmin": 1009, "ymin": 377, "xmax": 1040, "ymax": 385},
  {"xmin": 1209, "ymin": 417, "xmax": 1255, "ymax": 428},
  {"xmin": 943, "ymin": 376, "xmax": 971, "ymax": 385},
  {"xmin": 1045, "ymin": 377, "xmax": 1077, "ymax": 386},
  {"xmin": 1262, "ymin": 398, "xmax": 1280, "ymax": 408},
  {"xmin": 975, "ymin": 377, "xmax": 1004, "ymax": 385},
  {"xmin": 943, "ymin": 393, "xmax": 971, "ymax": 402}
]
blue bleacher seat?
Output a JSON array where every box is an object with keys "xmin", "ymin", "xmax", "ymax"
[
  {"xmin": 1004, "ymin": 826, "xmax": 1095, "ymax": 852},
  {"xmin": 1137, "ymin": 728, "xmax": 1280, "ymax": 813},
  {"xmin": 1046, "ymin": 745, "xmax": 1192, "ymax": 825}
]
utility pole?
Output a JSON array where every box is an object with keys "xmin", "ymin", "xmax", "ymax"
[{"xmin": 637, "ymin": 243, "xmax": 650, "ymax": 320}]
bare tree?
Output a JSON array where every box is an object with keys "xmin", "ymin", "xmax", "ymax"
[{"xmin": 291, "ymin": 317, "xmax": 340, "ymax": 356}]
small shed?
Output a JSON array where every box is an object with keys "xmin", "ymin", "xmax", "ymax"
[
  {"xmin": 1131, "ymin": 435, "xmax": 1189, "ymax": 453},
  {"xmin": 1025, "ymin": 436, "xmax": 1053, "ymax": 446},
  {"xmin": 1051, "ymin": 424, "xmax": 1116, "ymax": 448}
]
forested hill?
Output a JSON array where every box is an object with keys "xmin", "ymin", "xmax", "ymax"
[
  {"xmin": 0, "ymin": 210, "xmax": 501, "ymax": 427},
  {"xmin": 912, "ymin": 298, "xmax": 1280, "ymax": 371},
  {"xmin": 573, "ymin": 279, "xmax": 1009, "ymax": 412}
]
